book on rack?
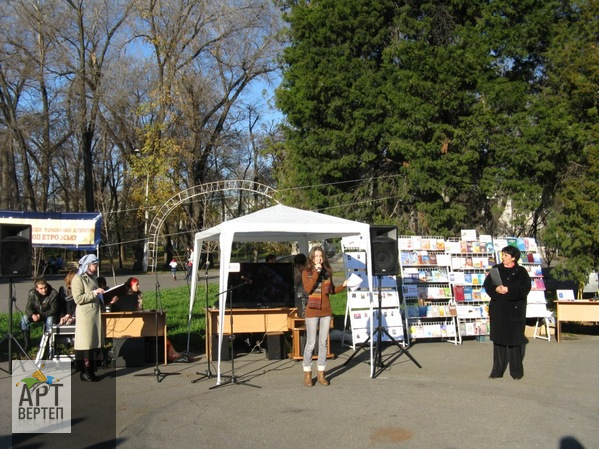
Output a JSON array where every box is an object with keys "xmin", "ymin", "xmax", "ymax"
[
  {"xmin": 428, "ymin": 252, "xmax": 437, "ymax": 265},
  {"xmin": 411, "ymin": 235, "xmax": 422, "ymax": 250},
  {"xmin": 398, "ymin": 237, "xmax": 412, "ymax": 250},
  {"xmin": 525, "ymin": 238, "xmax": 538, "ymax": 251},
  {"xmin": 479, "ymin": 234, "xmax": 492, "ymax": 244},
  {"xmin": 403, "ymin": 285, "xmax": 418, "ymax": 297},
  {"xmin": 464, "ymin": 286, "xmax": 473, "ymax": 301},
  {"xmin": 445, "ymin": 240, "xmax": 461, "ymax": 253},
  {"xmin": 453, "ymin": 285, "xmax": 465, "ymax": 302},
  {"xmin": 527, "ymin": 252, "xmax": 534, "ymax": 263},
  {"xmin": 451, "ymin": 257, "xmax": 464, "ymax": 270},
  {"xmin": 436, "ymin": 253, "xmax": 451, "ymax": 266},
  {"xmin": 400, "ymin": 252, "xmax": 411, "ymax": 265},
  {"xmin": 448, "ymin": 303, "xmax": 457, "ymax": 316},
  {"xmin": 473, "ymin": 257, "xmax": 485, "ymax": 268},
  {"xmin": 450, "ymin": 271, "xmax": 465, "ymax": 284},
  {"xmin": 461, "ymin": 229, "xmax": 477, "ymax": 241},
  {"xmin": 436, "ymin": 239, "xmax": 446, "ymax": 251},
  {"xmin": 534, "ymin": 278, "xmax": 546, "ymax": 290}
]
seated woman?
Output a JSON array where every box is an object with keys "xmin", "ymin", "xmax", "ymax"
[
  {"xmin": 58, "ymin": 269, "xmax": 78, "ymax": 326},
  {"xmin": 110, "ymin": 277, "xmax": 143, "ymax": 312}
]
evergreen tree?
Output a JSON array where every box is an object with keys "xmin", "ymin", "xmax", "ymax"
[
  {"xmin": 276, "ymin": 0, "xmax": 584, "ymax": 239},
  {"xmin": 540, "ymin": 0, "xmax": 599, "ymax": 288}
]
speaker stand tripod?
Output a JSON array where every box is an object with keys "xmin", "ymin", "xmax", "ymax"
[
  {"xmin": 344, "ymin": 275, "xmax": 422, "ymax": 378},
  {"xmin": 210, "ymin": 280, "xmax": 260, "ymax": 390},
  {"xmin": 0, "ymin": 279, "xmax": 35, "ymax": 374},
  {"xmin": 135, "ymin": 274, "xmax": 180, "ymax": 383}
]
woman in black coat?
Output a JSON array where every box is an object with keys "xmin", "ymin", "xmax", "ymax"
[{"xmin": 483, "ymin": 245, "xmax": 531, "ymax": 380}]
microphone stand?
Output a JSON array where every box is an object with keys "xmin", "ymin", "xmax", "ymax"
[
  {"xmin": 210, "ymin": 277, "xmax": 261, "ymax": 390},
  {"xmin": 136, "ymin": 273, "xmax": 180, "ymax": 383},
  {"xmin": 194, "ymin": 260, "xmax": 214, "ymax": 380}
]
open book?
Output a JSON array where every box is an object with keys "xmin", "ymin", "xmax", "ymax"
[{"xmin": 103, "ymin": 283, "xmax": 128, "ymax": 300}]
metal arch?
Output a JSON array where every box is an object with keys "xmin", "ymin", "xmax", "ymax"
[{"xmin": 147, "ymin": 180, "xmax": 279, "ymax": 272}]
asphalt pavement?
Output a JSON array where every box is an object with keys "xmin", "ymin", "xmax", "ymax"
[
  {"xmin": 1, "ymin": 267, "xmax": 598, "ymax": 448},
  {"xmin": 1, "ymin": 324, "xmax": 598, "ymax": 448}
]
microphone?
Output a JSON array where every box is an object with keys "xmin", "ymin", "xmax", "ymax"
[{"xmin": 240, "ymin": 275, "xmax": 253, "ymax": 285}]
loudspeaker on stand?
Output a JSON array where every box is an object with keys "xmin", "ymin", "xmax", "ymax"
[
  {"xmin": 369, "ymin": 225, "xmax": 398, "ymax": 276},
  {"xmin": 0, "ymin": 223, "xmax": 32, "ymax": 278}
]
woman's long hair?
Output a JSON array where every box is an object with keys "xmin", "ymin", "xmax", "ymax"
[
  {"xmin": 306, "ymin": 246, "xmax": 332, "ymax": 277},
  {"xmin": 64, "ymin": 269, "xmax": 77, "ymax": 290}
]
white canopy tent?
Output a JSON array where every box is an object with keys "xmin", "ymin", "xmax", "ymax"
[{"xmin": 188, "ymin": 204, "xmax": 374, "ymax": 384}]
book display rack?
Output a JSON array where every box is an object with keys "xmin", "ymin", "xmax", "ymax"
[
  {"xmin": 446, "ymin": 232, "xmax": 495, "ymax": 343},
  {"xmin": 339, "ymin": 231, "xmax": 550, "ymax": 347},
  {"xmin": 398, "ymin": 236, "xmax": 458, "ymax": 345}
]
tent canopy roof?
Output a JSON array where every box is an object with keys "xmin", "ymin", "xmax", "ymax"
[{"xmin": 194, "ymin": 204, "xmax": 369, "ymax": 243}]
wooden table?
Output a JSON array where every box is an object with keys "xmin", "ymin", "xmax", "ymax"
[
  {"xmin": 205, "ymin": 307, "xmax": 293, "ymax": 357},
  {"xmin": 102, "ymin": 311, "xmax": 168, "ymax": 364},
  {"xmin": 555, "ymin": 300, "xmax": 599, "ymax": 342},
  {"xmin": 288, "ymin": 315, "xmax": 334, "ymax": 360}
]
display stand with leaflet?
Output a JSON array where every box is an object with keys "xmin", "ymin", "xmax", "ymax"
[{"xmin": 344, "ymin": 276, "xmax": 422, "ymax": 378}]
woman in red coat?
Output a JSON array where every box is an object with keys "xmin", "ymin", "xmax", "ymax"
[
  {"xmin": 301, "ymin": 246, "xmax": 348, "ymax": 387},
  {"xmin": 483, "ymin": 245, "xmax": 531, "ymax": 380}
]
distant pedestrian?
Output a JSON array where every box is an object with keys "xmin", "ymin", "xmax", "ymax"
[
  {"xmin": 169, "ymin": 258, "xmax": 178, "ymax": 280},
  {"xmin": 184, "ymin": 247, "xmax": 194, "ymax": 280}
]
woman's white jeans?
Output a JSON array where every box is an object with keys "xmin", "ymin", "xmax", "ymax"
[{"xmin": 302, "ymin": 315, "xmax": 331, "ymax": 371}]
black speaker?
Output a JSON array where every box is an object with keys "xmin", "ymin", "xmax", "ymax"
[
  {"xmin": 370, "ymin": 225, "xmax": 398, "ymax": 276},
  {"xmin": 0, "ymin": 223, "xmax": 32, "ymax": 278},
  {"xmin": 144, "ymin": 337, "xmax": 165, "ymax": 364},
  {"xmin": 211, "ymin": 334, "xmax": 231, "ymax": 361},
  {"xmin": 266, "ymin": 333, "xmax": 285, "ymax": 360}
]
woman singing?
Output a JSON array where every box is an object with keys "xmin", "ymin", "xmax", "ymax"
[{"xmin": 301, "ymin": 246, "xmax": 348, "ymax": 386}]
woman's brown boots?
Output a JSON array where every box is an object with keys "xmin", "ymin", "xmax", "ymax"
[
  {"xmin": 317, "ymin": 370, "xmax": 329, "ymax": 386},
  {"xmin": 304, "ymin": 369, "xmax": 329, "ymax": 386}
]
